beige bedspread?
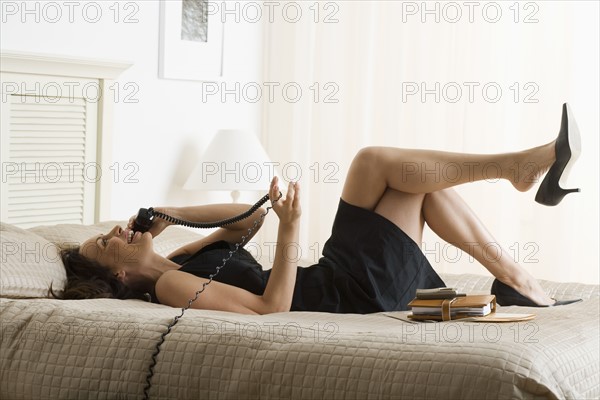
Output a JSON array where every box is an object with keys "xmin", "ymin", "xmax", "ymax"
[{"xmin": 1, "ymin": 274, "xmax": 598, "ymax": 400}]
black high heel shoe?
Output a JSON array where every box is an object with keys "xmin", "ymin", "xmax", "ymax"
[
  {"xmin": 535, "ymin": 103, "xmax": 582, "ymax": 206},
  {"xmin": 491, "ymin": 279, "xmax": 582, "ymax": 307}
]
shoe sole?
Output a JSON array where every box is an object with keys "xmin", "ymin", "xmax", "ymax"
[{"xmin": 559, "ymin": 103, "xmax": 581, "ymax": 189}]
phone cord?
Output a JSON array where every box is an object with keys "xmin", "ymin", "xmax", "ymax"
[
  {"xmin": 142, "ymin": 192, "xmax": 281, "ymax": 400},
  {"xmin": 148, "ymin": 193, "xmax": 271, "ymax": 229}
]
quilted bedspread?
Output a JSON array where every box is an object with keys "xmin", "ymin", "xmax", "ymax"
[{"xmin": 1, "ymin": 274, "xmax": 599, "ymax": 400}]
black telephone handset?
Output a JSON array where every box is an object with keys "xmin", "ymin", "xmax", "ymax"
[{"xmin": 132, "ymin": 208, "xmax": 154, "ymax": 233}]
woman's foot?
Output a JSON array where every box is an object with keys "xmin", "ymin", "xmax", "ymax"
[
  {"xmin": 492, "ymin": 277, "xmax": 556, "ymax": 306},
  {"xmin": 492, "ymin": 278, "xmax": 582, "ymax": 307},
  {"xmin": 508, "ymin": 141, "xmax": 556, "ymax": 193}
]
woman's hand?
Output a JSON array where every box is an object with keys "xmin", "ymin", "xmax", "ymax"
[
  {"xmin": 269, "ymin": 176, "xmax": 301, "ymax": 225},
  {"xmin": 127, "ymin": 207, "xmax": 173, "ymax": 238}
]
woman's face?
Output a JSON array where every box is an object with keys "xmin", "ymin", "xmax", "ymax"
[{"xmin": 79, "ymin": 225, "xmax": 154, "ymax": 283}]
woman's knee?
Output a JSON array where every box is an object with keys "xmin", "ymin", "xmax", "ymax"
[
  {"xmin": 352, "ymin": 146, "xmax": 383, "ymax": 171},
  {"xmin": 342, "ymin": 147, "xmax": 389, "ymax": 209}
]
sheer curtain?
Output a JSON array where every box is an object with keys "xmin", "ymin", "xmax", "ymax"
[{"xmin": 261, "ymin": 1, "xmax": 599, "ymax": 284}]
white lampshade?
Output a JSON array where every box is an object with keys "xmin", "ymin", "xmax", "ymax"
[{"xmin": 184, "ymin": 130, "xmax": 277, "ymax": 195}]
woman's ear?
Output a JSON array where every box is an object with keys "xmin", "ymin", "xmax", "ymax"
[{"xmin": 114, "ymin": 270, "xmax": 126, "ymax": 282}]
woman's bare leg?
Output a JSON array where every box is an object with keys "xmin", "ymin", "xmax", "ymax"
[
  {"xmin": 421, "ymin": 188, "xmax": 554, "ymax": 305},
  {"xmin": 369, "ymin": 187, "xmax": 554, "ymax": 305},
  {"xmin": 341, "ymin": 143, "xmax": 555, "ymax": 210},
  {"xmin": 372, "ymin": 188, "xmax": 426, "ymax": 246},
  {"xmin": 340, "ymin": 143, "xmax": 557, "ymax": 305}
]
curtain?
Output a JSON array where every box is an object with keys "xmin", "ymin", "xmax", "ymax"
[{"xmin": 261, "ymin": 1, "xmax": 599, "ymax": 284}]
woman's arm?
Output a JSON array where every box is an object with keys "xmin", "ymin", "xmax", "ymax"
[
  {"xmin": 128, "ymin": 203, "xmax": 267, "ymax": 258},
  {"xmin": 155, "ymin": 177, "xmax": 302, "ymax": 314},
  {"xmin": 260, "ymin": 178, "xmax": 301, "ymax": 312},
  {"xmin": 155, "ymin": 270, "xmax": 271, "ymax": 314},
  {"xmin": 157, "ymin": 204, "xmax": 267, "ymax": 258},
  {"xmin": 261, "ymin": 220, "xmax": 300, "ymax": 312},
  {"xmin": 158, "ymin": 203, "xmax": 267, "ymax": 232}
]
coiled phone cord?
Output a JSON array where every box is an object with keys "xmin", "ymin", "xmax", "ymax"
[
  {"xmin": 142, "ymin": 192, "xmax": 281, "ymax": 400},
  {"xmin": 133, "ymin": 193, "xmax": 272, "ymax": 233}
]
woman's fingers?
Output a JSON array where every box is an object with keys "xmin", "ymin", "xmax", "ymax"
[
  {"xmin": 270, "ymin": 176, "xmax": 280, "ymax": 201},
  {"xmin": 268, "ymin": 178, "xmax": 301, "ymax": 223},
  {"xmin": 292, "ymin": 182, "xmax": 300, "ymax": 207},
  {"xmin": 286, "ymin": 180, "xmax": 295, "ymax": 202},
  {"xmin": 127, "ymin": 215, "xmax": 136, "ymax": 229}
]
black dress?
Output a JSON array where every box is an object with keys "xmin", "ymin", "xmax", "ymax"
[{"xmin": 162, "ymin": 198, "xmax": 446, "ymax": 314}]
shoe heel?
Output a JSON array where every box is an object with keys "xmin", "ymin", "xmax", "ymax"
[{"xmin": 535, "ymin": 185, "xmax": 580, "ymax": 206}]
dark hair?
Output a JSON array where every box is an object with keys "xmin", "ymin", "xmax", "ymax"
[{"xmin": 50, "ymin": 247, "xmax": 148, "ymax": 301}]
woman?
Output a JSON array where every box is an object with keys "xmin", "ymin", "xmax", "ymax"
[{"xmin": 59, "ymin": 104, "xmax": 582, "ymax": 314}]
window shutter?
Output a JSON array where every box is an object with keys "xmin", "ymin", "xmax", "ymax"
[{"xmin": 1, "ymin": 73, "xmax": 98, "ymax": 227}]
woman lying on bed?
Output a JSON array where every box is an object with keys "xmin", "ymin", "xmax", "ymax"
[{"xmin": 55, "ymin": 104, "xmax": 582, "ymax": 314}]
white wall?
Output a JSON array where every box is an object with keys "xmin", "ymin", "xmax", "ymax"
[{"xmin": 0, "ymin": 0, "xmax": 265, "ymax": 219}]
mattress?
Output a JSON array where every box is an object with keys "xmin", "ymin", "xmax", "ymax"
[
  {"xmin": 1, "ymin": 274, "xmax": 598, "ymax": 400},
  {"xmin": 1, "ymin": 221, "xmax": 598, "ymax": 399}
]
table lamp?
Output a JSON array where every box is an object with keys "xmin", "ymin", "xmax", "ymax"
[{"xmin": 183, "ymin": 129, "xmax": 276, "ymax": 203}]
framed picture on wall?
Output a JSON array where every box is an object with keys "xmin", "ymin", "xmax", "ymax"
[{"xmin": 159, "ymin": 0, "xmax": 224, "ymax": 81}]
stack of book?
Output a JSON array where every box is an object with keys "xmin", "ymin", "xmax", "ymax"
[{"xmin": 408, "ymin": 288, "xmax": 496, "ymax": 321}]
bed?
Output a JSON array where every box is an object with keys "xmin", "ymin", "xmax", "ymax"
[{"xmin": 1, "ymin": 221, "xmax": 598, "ymax": 399}]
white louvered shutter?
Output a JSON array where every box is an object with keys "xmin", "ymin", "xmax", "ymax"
[{"xmin": 1, "ymin": 73, "xmax": 98, "ymax": 227}]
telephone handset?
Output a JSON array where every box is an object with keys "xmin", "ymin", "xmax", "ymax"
[
  {"xmin": 131, "ymin": 208, "xmax": 154, "ymax": 233},
  {"xmin": 141, "ymin": 192, "xmax": 281, "ymax": 400}
]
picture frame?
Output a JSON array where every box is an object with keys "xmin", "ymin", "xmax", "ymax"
[{"xmin": 159, "ymin": 0, "xmax": 224, "ymax": 81}]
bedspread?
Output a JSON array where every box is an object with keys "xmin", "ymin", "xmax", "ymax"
[{"xmin": 1, "ymin": 274, "xmax": 598, "ymax": 400}]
